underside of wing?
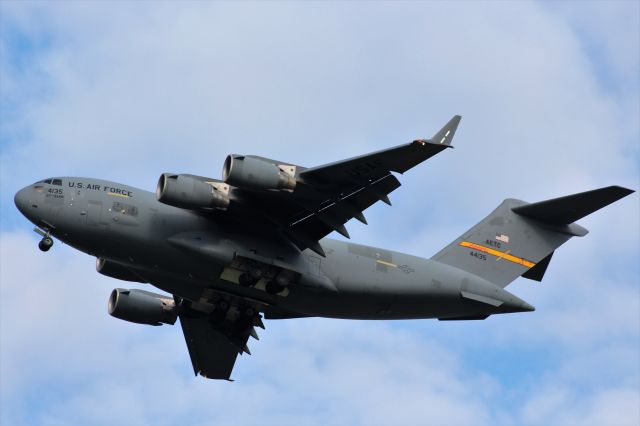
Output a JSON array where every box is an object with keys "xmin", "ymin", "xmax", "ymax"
[
  {"xmin": 274, "ymin": 115, "xmax": 461, "ymax": 255},
  {"xmin": 155, "ymin": 115, "xmax": 461, "ymax": 257},
  {"xmin": 282, "ymin": 174, "xmax": 402, "ymax": 255}
]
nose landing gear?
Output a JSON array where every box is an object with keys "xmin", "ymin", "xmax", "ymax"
[
  {"xmin": 34, "ymin": 227, "xmax": 54, "ymax": 252},
  {"xmin": 38, "ymin": 237, "xmax": 54, "ymax": 252}
]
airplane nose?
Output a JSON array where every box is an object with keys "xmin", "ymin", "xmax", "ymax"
[{"xmin": 14, "ymin": 187, "xmax": 30, "ymax": 216}]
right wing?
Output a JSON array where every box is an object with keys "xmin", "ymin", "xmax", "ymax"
[
  {"xmin": 299, "ymin": 115, "xmax": 461, "ymax": 185},
  {"xmin": 222, "ymin": 115, "xmax": 461, "ymax": 256}
]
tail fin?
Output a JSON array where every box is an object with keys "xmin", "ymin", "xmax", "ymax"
[{"xmin": 431, "ymin": 186, "xmax": 634, "ymax": 288}]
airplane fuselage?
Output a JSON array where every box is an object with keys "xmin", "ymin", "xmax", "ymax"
[{"xmin": 14, "ymin": 177, "xmax": 532, "ymax": 321}]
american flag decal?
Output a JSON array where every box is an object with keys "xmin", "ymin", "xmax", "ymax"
[{"xmin": 496, "ymin": 234, "xmax": 510, "ymax": 243}]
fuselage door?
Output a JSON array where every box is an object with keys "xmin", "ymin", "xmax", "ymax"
[{"xmin": 87, "ymin": 201, "xmax": 103, "ymax": 227}]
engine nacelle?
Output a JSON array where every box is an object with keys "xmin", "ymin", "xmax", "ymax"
[
  {"xmin": 156, "ymin": 173, "xmax": 229, "ymax": 210},
  {"xmin": 222, "ymin": 155, "xmax": 296, "ymax": 191},
  {"xmin": 96, "ymin": 258, "xmax": 146, "ymax": 283},
  {"xmin": 108, "ymin": 288, "xmax": 177, "ymax": 326}
]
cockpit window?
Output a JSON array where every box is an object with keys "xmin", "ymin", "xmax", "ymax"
[{"xmin": 37, "ymin": 178, "xmax": 62, "ymax": 185}]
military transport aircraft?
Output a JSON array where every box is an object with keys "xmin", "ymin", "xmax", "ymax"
[{"xmin": 14, "ymin": 115, "xmax": 634, "ymax": 380}]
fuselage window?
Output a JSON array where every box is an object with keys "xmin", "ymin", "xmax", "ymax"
[
  {"xmin": 112, "ymin": 202, "xmax": 138, "ymax": 217},
  {"xmin": 43, "ymin": 179, "xmax": 52, "ymax": 184},
  {"xmin": 52, "ymin": 179, "xmax": 62, "ymax": 186}
]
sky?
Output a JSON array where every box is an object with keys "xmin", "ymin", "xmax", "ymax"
[{"xmin": 0, "ymin": 1, "xmax": 639, "ymax": 425}]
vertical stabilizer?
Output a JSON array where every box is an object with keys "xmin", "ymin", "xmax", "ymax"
[{"xmin": 431, "ymin": 186, "xmax": 634, "ymax": 288}]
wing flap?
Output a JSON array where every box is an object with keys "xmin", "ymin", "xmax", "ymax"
[{"xmin": 286, "ymin": 174, "xmax": 401, "ymax": 253}]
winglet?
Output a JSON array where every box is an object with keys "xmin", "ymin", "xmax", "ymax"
[{"xmin": 430, "ymin": 115, "xmax": 461, "ymax": 146}]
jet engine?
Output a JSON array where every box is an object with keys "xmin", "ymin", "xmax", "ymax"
[
  {"xmin": 108, "ymin": 288, "xmax": 177, "ymax": 326},
  {"xmin": 222, "ymin": 155, "xmax": 296, "ymax": 191},
  {"xmin": 96, "ymin": 258, "xmax": 146, "ymax": 283},
  {"xmin": 156, "ymin": 173, "xmax": 230, "ymax": 210}
]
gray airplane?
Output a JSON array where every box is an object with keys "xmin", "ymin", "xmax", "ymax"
[{"xmin": 14, "ymin": 116, "xmax": 634, "ymax": 380}]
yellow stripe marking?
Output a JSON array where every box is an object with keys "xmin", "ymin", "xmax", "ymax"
[
  {"xmin": 495, "ymin": 249, "xmax": 510, "ymax": 262},
  {"xmin": 459, "ymin": 241, "xmax": 536, "ymax": 268},
  {"xmin": 376, "ymin": 260, "xmax": 397, "ymax": 268},
  {"xmin": 107, "ymin": 192, "xmax": 130, "ymax": 198}
]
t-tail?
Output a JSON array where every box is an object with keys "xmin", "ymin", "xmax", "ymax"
[{"xmin": 432, "ymin": 186, "xmax": 634, "ymax": 289}]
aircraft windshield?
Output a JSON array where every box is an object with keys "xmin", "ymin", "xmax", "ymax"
[{"xmin": 37, "ymin": 178, "xmax": 62, "ymax": 186}]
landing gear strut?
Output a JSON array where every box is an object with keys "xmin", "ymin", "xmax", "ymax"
[
  {"xmin": 34, "ymin": 228, "xmax": 54, "ymax": 252},
  {"xmin": 265, "ymin": 270, "xmax": 294, "ymax": 294}
]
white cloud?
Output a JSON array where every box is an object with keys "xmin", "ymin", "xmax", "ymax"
[
  {"xmin": 521, "ymin": 386, "xmax": 640, "ymax": 426},
  {"xmin": 2, "ymin": 226, "xmax": 638, "ymax": 425},
  {"xmin": 543, "ymin": 1, "xmax": 640, "ymax": 94}
]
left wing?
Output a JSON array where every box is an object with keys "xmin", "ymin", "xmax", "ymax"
[
  {"xmin": 179, "ymin": 308, "xmax": 263, "ymax": 380},
  {"xmin": 179, "ymin": 316, "xmax": 244, "ymax": 380},
  {"xmin": 224, "ymin": 115, "xmax": 461, "ymax": 256}
]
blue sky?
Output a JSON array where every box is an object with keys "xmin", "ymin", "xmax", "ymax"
[{"xmin": 1, "ymin": 2, "xmax": 639, "ymax": 425}]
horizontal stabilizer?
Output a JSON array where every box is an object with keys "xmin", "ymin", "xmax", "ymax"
[
  {"xmin": 438, "ymin": 315, "xmax": 490, "ymax": 321},
  {"xmin": 512, "ymin": 186, "xmax": 634, "ymax": 225}
]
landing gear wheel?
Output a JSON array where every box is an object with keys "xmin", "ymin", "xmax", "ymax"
[
  {"xmin": 265, "ymin": 280, "xmax": 284, "ymax": 295},
  {"xmin": 238, "ymin": 273, "xmax": 256, "ymax": 287},
  {"xmin": 243, "ymin": 307, "xmax": 256, "ymax": 318},
  {"xmin": 248, "ymin": 264, "xmax": 265, "ymax": 280},
  {"xmin": 38, "ymin": 237, "xmax": 53, "ymax": 252}
]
